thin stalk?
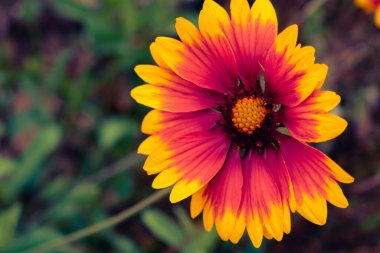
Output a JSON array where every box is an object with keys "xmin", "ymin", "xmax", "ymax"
[
  {"xmin": 83, "ymin": 153, "xmax": 145, "ymax": 183},
  {"xmin": 301, "ymin": 0, "xmax": 328, "ymax": 23},
  {"xmin": 27, "ymin": 188, "xmax": 171, "ymax": 253}
]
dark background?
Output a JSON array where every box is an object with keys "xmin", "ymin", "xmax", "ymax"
[{"xmin": 0, "ymin": 0, "xmax": 379, "ymax": 252}]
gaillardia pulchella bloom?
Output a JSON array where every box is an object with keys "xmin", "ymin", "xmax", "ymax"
[
  {"xmin": 355, "ymin": 0, "xmax": 380, "ymax": 27},
  {"xmin": 131, "ymin": 0, "xmax": 354, "ymax": 247}
]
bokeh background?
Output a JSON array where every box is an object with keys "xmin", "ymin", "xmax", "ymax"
[{"xmin": 0, "ymin": 0, "xmax": 379, "ymax": 252}]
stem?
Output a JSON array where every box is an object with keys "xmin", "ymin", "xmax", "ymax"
[
  {"xmin": 27, "ymin": 188, "xmax": 171, "ymax": 253},
  {"xmin": 291, "ymin": 0, "xmax": 328, "ymax": 25},
  {"xmin": 83, "ymin": 153, "xmax": 145, "ymax": 183},
  {"xmin": 302, "ymin": 0, "xmax": 328, "ymax": 22}
]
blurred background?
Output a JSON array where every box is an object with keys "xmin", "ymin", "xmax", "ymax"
[{"xmin": 0, "ymin": 0, "xmax": 379, "ymax": 252}]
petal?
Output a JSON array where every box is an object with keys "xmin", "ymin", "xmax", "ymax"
[
  {"xmin": 203, "ymin": 200, "xmax": 215, "ymax": 231},
  {"xmin": 247, "ymin": 214, "xmax": 264, "ymax": 248},
  {"xmin": 230, "ymin": 0, "xmax": 250, "ymax": 26},
  {"xmin": 202, "ymin": 148, "xmax": 244, "ymax": 241},
  {"xmin": 264, "ymin": 25, "xmax": 328, "ymax": 107},
  {"xmin": 159, "ymin": 18, "xmax": 238, "ymax": 94},
  {"xmin": 138, "ymin": 135, "xmax": 161, "ymax": 155},
  {"xmin": 250, "ymin": 0, "xmax": 278, "ymax": 29},
  {"xmin": 139, "ymin": 110, "xmax": 222, "ymax": 175},
  {"xmin": 281, "ymin": 91, "xmax": 347, "ymax": 143},
  {"xmin": 324, "ymin": 179, "xmax": 349, "ymax": 208},
  {"xmin": 263, "ymin": 147, "xmax": 293, "ymax": 206},
  {"xmin": 145, "ymin": 129, "xmax": 231, "ymax": 203},
  {"xmin": 199, "ymin": 0, "xmax": 231, "ymax": 39},
  {"xmin": 132, "ymin": 65, "xmax": 222, "ymax": 112},
  {"xmin": 229, "ymin": 214, "xmax": 245, "ymax": 243},
  {"xmin": 375, "ymin": 8, "xmax": 380, "ymax": 27},
  {"xmin": 296, "ymin": 193, "xmax": 328, "ymax": 225},
  {"xmin": 274, "ymin": 25, "xmax": 298, "ymax": 58},
  {"xmin": 241, "ymin": 150, "xmax": 286, "ymax": 247},
  {"xmin": 138, "ymin": 110, "xmax": 218, "ymax": 174},
  {"xmin": 355, "ymin": 0, "xmax": 374, "ymax": 12},
  {"xmin": 141, "ymin": 109, "xmax": 220, "ymax": 139},
  {"xmin": 262, "ymin": 147, "xmax": 294, "ymax": 234},
  {"xmin": 190, "ymin": 188, "xmax": 207, "ymax": 218},
  {"xmin": 150, "ymin": 42, "xmax": 169, "ymax": 69},
  {"xmin": 277, "ymin": 133, "xmax": 353, "ymax": 224},
  {"xmin": 153, "ymin": 37, "xmax": 185, "ymax": 69},
  {"xmin": 175, "ymin": 17, "xmax": 202, "ymax": 46},
  {"xmin": 287, "ymin": 91, "xmax": 342, "ymax": 113},
  {"xmin": 314, "ymin": 64, "xmax": 329, "ymax": 90},
  {"xmin": 228, "ymin": 0, "xmax": 277, "ymax": 87}
]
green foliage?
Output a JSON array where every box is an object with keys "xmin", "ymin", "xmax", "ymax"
[
  {"xmin": 0, "ymin": 0, "xmax": 377, "ymax": 252},
  {"xmin": 45, "ymin": 182, "xmax": 101, "ymax": 223},
  {"xmin": 111, "ymin": 234, "xmax": 142, "ymax": 253},
  {"xmin": 1, "ymin": 125, "xmax": 62, "ymax": 201},
  {"xmin": 142, "ymin": 208, "xmax": 185, "ymax": 247},
  {"xmin": 0, "ymin": 157, "xmax": 15, "ymax": 179},
  {"xmin": 0, "ymin": 0, "xmax": 188, "ymax": 251},
  {"xmin": 0, "ymin": 204, "xmax": 22, "ymax": 249},
  {"xmin": 98, "ymin": 117, "xmax": 138, "ymax": 150},
  {"xmin": 142, "ymin": 207, "xmax": 218, "ymax": 253}
]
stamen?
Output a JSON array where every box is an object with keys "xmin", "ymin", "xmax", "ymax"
[{"xmin": 231, "ymin": 97, "xmax": 267, "ymax": 135}]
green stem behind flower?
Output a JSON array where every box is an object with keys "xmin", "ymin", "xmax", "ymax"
[{"xmin": 27, "ymin": 188, "xmax": 171, "ymax": 253}]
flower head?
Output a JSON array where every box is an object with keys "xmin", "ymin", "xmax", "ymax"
[
  {"xmin": 355, "ymin": 0, "xmax": 380, "ymax": 27},
  {"xmin": 131, "ymin": 0, "xmax": 354, "ymax": 247}
]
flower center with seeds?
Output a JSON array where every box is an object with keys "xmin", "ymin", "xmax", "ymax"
[{"xmin": 231, "ymin": 96, "xmax": 267, "ymax": 135}]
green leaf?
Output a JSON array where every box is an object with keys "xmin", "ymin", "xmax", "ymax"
[
  {"xmin": 181, "ymin": 228, "xmax": 218, "ymax": 253},
  {"xmin": 98, "ymin": 117, "xmax": 138, "ymax": 150},
  {"xmin": 46, "ymin": 182, "xmax": 100, "ymax": 222},
  {"xmin": 1, "ymin": 227, "xmax": 80, "ymax": 253},
  {"xmin": 0, "ymin": 204, "xmax": 22, "ymax": 249},
  {"xmin": 173, "ymin": 206, "xmax": 195, "ymax": 235},
  {"xmin": 112, "ymin": 235, "xmax": 142, "ymax": 253},
  {"xmin": 68, "ymin": 182, "xmax": 100, "ymax": 203},
  {"xmin": 2, "ymin": 125, "xmax": 62, "ymax": 201},
  {"xmin": 19, "ymin": 0, "xmax": 43, "ymax": 22},
  {"xmin": 0, "ymin": 157, "xmax": 16, "ymax": 179},
  {"xmin": 108, "ymin": 172, "xmax": 134, "ymax": 201},
  {"xmin": 51, "ymin": 0, "xmax": 99, "ymax": 22},
  {"xmin": 40, "ymin": 177, "xmax": 72, "ymax": 202},
  {"xmin": 141, "ymin": 208, "xmax": 184, "ymax": 247},
  {"xmin": 304, "ymin": 7, "xmax": 325, "ymax": 41},
  {"xmin": 44, "ymin": 50, "xmax": 72, "ymax": 91}
]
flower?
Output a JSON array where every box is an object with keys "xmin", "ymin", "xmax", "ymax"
[
  {"xmin": 355, "ymin": 0, "xmax": 380, "ymax": 27},
  {"xmin": 131, "ymin": 0, "xmax": 354, "ymax": 248}
]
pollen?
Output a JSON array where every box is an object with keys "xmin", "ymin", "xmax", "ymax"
[{"xmin": 231, "ymin": 97, "xmax": 267, "ymax": 135}]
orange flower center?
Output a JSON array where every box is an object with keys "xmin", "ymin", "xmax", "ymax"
[{"xmin": 231, "ymin": 96, "xmax": 267, "ymax": 135}]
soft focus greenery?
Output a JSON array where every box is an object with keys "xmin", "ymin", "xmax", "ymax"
[{"xmin": 0, "ymin": 0, "xmax": 379, "ymax": 252}]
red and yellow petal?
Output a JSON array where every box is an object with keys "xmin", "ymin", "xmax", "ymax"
[
  {"xmin": 375, "ymin": 7, "xmax": 380, "ymax": 27},
  {"xmin": 199, "ymin": 0, "xmax": 231, "ymax": 39},
  {"xmin": 281, "ymin": 91, "xmax": 348, "ymax": 143},
  {"xmin": 242, "ymin": 150, "xmax": 288, "ymax": 247},
  {"xmin": 229, "ymin": 0, "xmax": 277, "ymax": 87},
  {"xmin": 145, "ymin": 130, "xmax": 230, "ymax": 203},
  {"xmin": 140, "ymin": 109, "xmax": 219, "ymax": 136},
  {"xmin": 355, "ymin": 0, "xmax": 375, "ymax": 13},
  {"xmin": 132, "ymin": 65, "xmax": 222, "ymax": 112},
  {"xmin": 230, "ymin": 0, "xmax": 250, "ymax": 26},
  {"xmin": 250, "ymin": 0, "xmax": 278, "ymax": 29},
  {"xmin": 355, "ymin": 0, "xmax": 380, "ymax": 27},
  {"xmin": 277, "ymin": 133, "xmax": 353, "ymax": 224},
  {"xmin": 139, "ymin": 110, "xmax": 221, "ymax": 173},
  {"xmin": 161, "ymin": 10, "xmax": 239, "ymax": 94},
  {"xmin": 203, "ymin": 149, "xmax": 243, "ymax": 241},
  {"xmin": 264, "ymin": 25, "xmax": 328, "ymax": 107},
  {"xmin": 138, "ymin": 109, "xmax": 219, "ymax": 163},
  {"xmin": 132, "ymin": 0, "xmax": 352, "ymax": 249}
]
